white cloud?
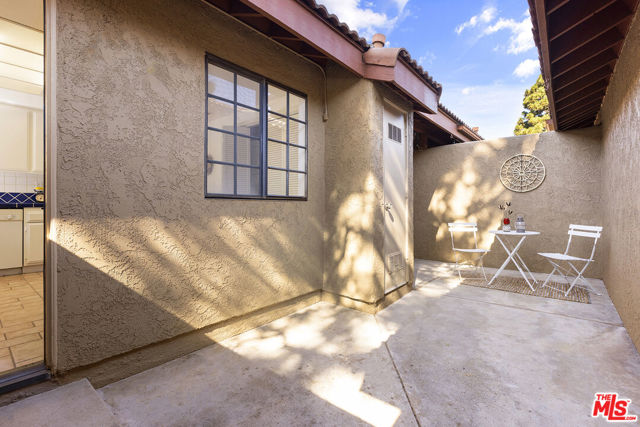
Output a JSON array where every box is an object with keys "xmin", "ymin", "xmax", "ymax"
[
  {"xmin": 484, "ymin": 14, "xmax": 534, "ymax": 54},
  {"xmin": 320, "ymin": 0, "xmax": 408, "ymax": 39},
  {"xmin": 455, "ymin": 8, "xmax": 534, "ymax": 55},
  {"xmin": 418, "ymin": 51, "xmax": 436, "ymax": 67},
  {"xmin": 513, "ymin": 59, "xmax": 539, "ymax": 78},
  {"xmin": 439, "ymin": 82, "xmax": 529, "ymax": 139},
  {"xmin": 455, "ymin": 6, "xmax": 497, "ymax": 34}
]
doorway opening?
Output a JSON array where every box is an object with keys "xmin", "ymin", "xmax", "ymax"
[{"xmin": 0, "ymin": 0, "xmax": 46, "ymax": 379}]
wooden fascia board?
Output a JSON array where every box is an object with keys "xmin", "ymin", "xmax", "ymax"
[
  {"xmin": 363, "ymin": 61, "xmax": 439, "ymax": 113},
  {"xmin": 394, "ymin": 61, "xmax": 439, "ymax": 113},
  {"xmin": 533, "ymin": 0, "xmax": 559, "ymax": 130},
  {"xmin": 238, "ymin": 0, "xmax": 366, "ymax": 75},
  {"xmin": 417, "ymin": 111, "xmax": 470, "ymax": 141},
  {"xmin": 239, "ymin": 0, "xmax": 440, "ymax": 113}
]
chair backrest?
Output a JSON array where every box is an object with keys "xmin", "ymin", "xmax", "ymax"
[
  {"xmin": 448, "ymin": 222, "xmax": 479, "ymax": 250},
  {"xmin": 565, "ymin": 224, "xmax": 603, "ymax": 261}
]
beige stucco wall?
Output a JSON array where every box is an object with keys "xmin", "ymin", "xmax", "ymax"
[
  {"xmin": 323, "ymin": 64, "xmax": 414, "ymax": 304},
  {"xmin": 414, "ymin": 129, "xmax": 604, "ymax": 276},
  {"xmin": 599, "ymin": 11, "xmax": 640, "ymax": 350},
  {"xmin": 55, "ymin": 0, "xmax": 326, "ymax": 371},
  {"xmin": 323, "ymin": 64, "xmax": 384, "ymax": 303}
]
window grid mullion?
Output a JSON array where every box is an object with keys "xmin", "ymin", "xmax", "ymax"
[
  {"xmin": 233, "ymin": 73, "xmax": 238, "ymax": 196},
  {"xmin": 286, "ymin": 92, "xmax": 290, "ymax": 196},
  {"xmin": 262, "ymin": 79, "xmax": 268, "ymax": 196}
]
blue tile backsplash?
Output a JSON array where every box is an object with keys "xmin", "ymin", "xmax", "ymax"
[{"xmin": 0, "ymin": 192, "xmax": 44, "ymax": 208}]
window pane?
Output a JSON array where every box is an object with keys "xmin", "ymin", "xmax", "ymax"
[
  {"xmin": 208, "ymin": 98, "xmax": 234, "ymax": 132},
  {"xmin": 289, "ymin": 146, "xmax": 306, "ymax": 172},
  {"xmin": 237, "ymin": 167, "xmax": 260, "ymax": 195},
  {"xmin": 289, "ymin": 93, "xmax": 306, "ymax": 121},
  {"xmin": 237, "ymin": 137, "xmax": 260, "ymax": 167},
  {"xmin": 268, "ymin": 141, "xmax": 287, "ymax": 169},
  {"xmin": 237, "ymin": 75, "xmax": 260, "ymax": 108},
  {"xmin": 268, "ymin": 169, "xmax": 287, "ymax": 196},
  {"xmin": 207, "ymin": 162, "xmax": 234, "ymax": 194},
  {"xmin": 289, "ymin": 121, "xmax": 306, "ymax": 146},
  {"xmin": 208, "ymin": 65, "xmax": 234, "ymax": 100},
  {"xmin": 237, "ymin": 105, "xmax": 260, "ymax": 137},
  {"xmin": 267, "ymin": 113, "xmax": 287, "ymax": 142},
  {"xmin": 288, "ymin": 172, "xmax": 306, "ymax": 197},
  {"xmin": 268, "ymin": 84, "xmax": 287, "ymax": 115},
  {"xmin": 207, "ymin": 130, "xmax": 234, "ymax": 163}
]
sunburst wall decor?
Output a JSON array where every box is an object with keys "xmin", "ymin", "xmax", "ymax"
[{"xmin": 499, "ymin": 154, "xmax": 545, "ymax": 192}]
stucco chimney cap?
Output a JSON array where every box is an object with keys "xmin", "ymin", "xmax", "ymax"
[{"xmin": 371, "ymin": 33, "xmax": 386, "ymax": 48}]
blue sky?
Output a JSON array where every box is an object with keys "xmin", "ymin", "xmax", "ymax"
[{"xmin": 319, "ymin": 0, "xmax": 541, "ymax": 139}]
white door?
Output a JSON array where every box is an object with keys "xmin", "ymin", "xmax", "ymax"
[{"xmin": 383, "ymin": 102, "xmax": 408, "ymax": 292}]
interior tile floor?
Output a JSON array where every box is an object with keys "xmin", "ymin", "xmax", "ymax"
[
  {"xmin": 0, "ymin": 272, "xmax": 44, "ymax": 373},
  {"xmin": 1, "ymin": 262, "xmax": 639, "ymax": 426}
]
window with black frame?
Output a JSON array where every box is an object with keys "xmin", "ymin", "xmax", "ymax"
[
  {"xmin": 266, "ymin": 84, "xmax": 307, "ymax": 197},
  {"xmin": 205, "ymin": 56, "xmax": 308, "ymax": 199}
]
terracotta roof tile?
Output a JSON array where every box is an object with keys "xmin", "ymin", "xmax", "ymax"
[
  {"xmin": 438, "ymin": 103, "xmax": 482, "ymax": 139},
  {"xmin": 299, "ymin": 0, "xmax": 442, "ymax": 94}
]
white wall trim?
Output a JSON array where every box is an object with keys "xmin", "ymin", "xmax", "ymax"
[{"xmin": 44, "ymin": 0, "xmax": 58, "ymax": 374}]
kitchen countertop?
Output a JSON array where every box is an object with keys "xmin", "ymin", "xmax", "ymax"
[
  {"xmin": 0, "ymin": 192, "xmax": 44, "ymax": 209},
  {"xmin": 0, "ymin": 204, "xmax": 44, "ymax": 209}
]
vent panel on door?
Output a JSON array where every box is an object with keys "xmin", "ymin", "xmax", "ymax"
[
  {"xmin": 388, "ymin": 123, "xmax": 402, "ymax": 143},
  {"xmin": 387, "ymin": 252, "xmax": 405, "ymax": 273}
]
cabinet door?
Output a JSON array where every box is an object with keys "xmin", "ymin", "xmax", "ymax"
[
  {"xmin": 24, "ymin": 222, "xmax": 44, "ymax": 266},
  {"xmin": 30, "ymin": 110, "xmax": 44, "ymax": 172},
  {"xmin": 0, "ymin": 105, "xmax": 29, "ymax": 171},
  {"xmin": 0, "ymin": 220, "xmax": 23, "ymax": 269}
]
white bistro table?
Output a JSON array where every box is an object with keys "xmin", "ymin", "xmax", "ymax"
[{"xmin": 488, "ymin": 230, "xmax": 540, "ymax": 291}]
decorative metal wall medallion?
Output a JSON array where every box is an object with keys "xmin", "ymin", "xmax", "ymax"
[{"xmin": 500, "ymin": 154, "xmax": 546, "ymax": 192}]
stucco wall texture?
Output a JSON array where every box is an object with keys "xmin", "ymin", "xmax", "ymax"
[
  {"xmin": 599, "ymin": 12, "xmax": 640, "ymax": 351},
  {"xmin": 413, "ymin": 129, "xmax": 604, "ymax": 276},
  {"xmin": 323, "ymin": 65, "xmax": 414, "ymax": 304},
  {"xmin": 324, "ymin": 64, "xmax": 384, "ymax": 303},
  {"xmin": 55, "ymin": 0, "xmax": 327, "ymax": 370}
]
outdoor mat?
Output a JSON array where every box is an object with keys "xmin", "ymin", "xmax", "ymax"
[{"xmin": 459, "ymin": 274, "xmax": 591, "ymax": 304}]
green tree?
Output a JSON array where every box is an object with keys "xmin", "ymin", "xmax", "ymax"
[{"xmin": 514, "ymin": 75, "xmax": 550, "ymax": 135}]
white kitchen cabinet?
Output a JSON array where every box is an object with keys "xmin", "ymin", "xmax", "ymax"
[
  {"xmin": 30, "ymin": 110, "xmax": 44, "ymax": 172},
  {"xmin": 0, "ymin": 103, "xmax": 43, "ymax": 173},
  {"xmin": 0, "ymin": 209, "xmax": 23, "ymax": 269},
  {"xmin": 0, "ymin": 104, "xmax": 29, "ymax": 171},
  {"xmin": 23, "ymin": 207, "xmax": 43, "ymax": 266}
]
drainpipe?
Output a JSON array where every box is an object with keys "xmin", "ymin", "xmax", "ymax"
[{"xmin": 200, "ymin": 0, "xmax": 329, "ymax": 121}]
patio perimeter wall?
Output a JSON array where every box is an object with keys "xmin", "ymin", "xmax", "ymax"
[
  {"xmin": 413, "ymin": 128, "xmax": 604, "ymax": 276},
  {"xmin": 599, "ymin": 9, "xmax": 640, "ymax": 351}
]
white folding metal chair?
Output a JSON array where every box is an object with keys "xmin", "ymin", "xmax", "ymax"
[
  {"xmin": 538, "ymin": 224, "xmax": 603, "ymax": 296},
  {"xmin": 448, "ymin": 222, "xmax": 489, "ymax": 281}
]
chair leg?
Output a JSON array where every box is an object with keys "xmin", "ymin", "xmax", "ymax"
[
  {"xmin": 564, "ymin": 272, "xmax": 581, "ymax": 297},
  {"xmin": 480, "ymin": 257, "xmax": 487, "ymax": 282},
  {"xmin": 540, "ymin": 266, "xmax": 557, "ymax": 290},
  {"xmin": 454, "ymin": 253, "xmax": 462, "ymax": 280},
  {"xmin": 568, "ymin": 261, "xmax": 602, "ymax": 296}
]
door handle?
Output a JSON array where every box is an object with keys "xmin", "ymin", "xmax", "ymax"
[{"xmin": 384, "ymin": 202, "xmax": 392, "ymax": 211}]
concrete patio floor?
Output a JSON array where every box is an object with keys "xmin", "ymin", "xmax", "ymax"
[{"xmin": 1, "ymin": 259, "xmax": 639, "ymax": 426}]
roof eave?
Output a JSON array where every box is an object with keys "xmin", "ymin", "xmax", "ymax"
[{"xmin": 230, "ymin": 0, "xmax": 441, "ymax": 112}]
